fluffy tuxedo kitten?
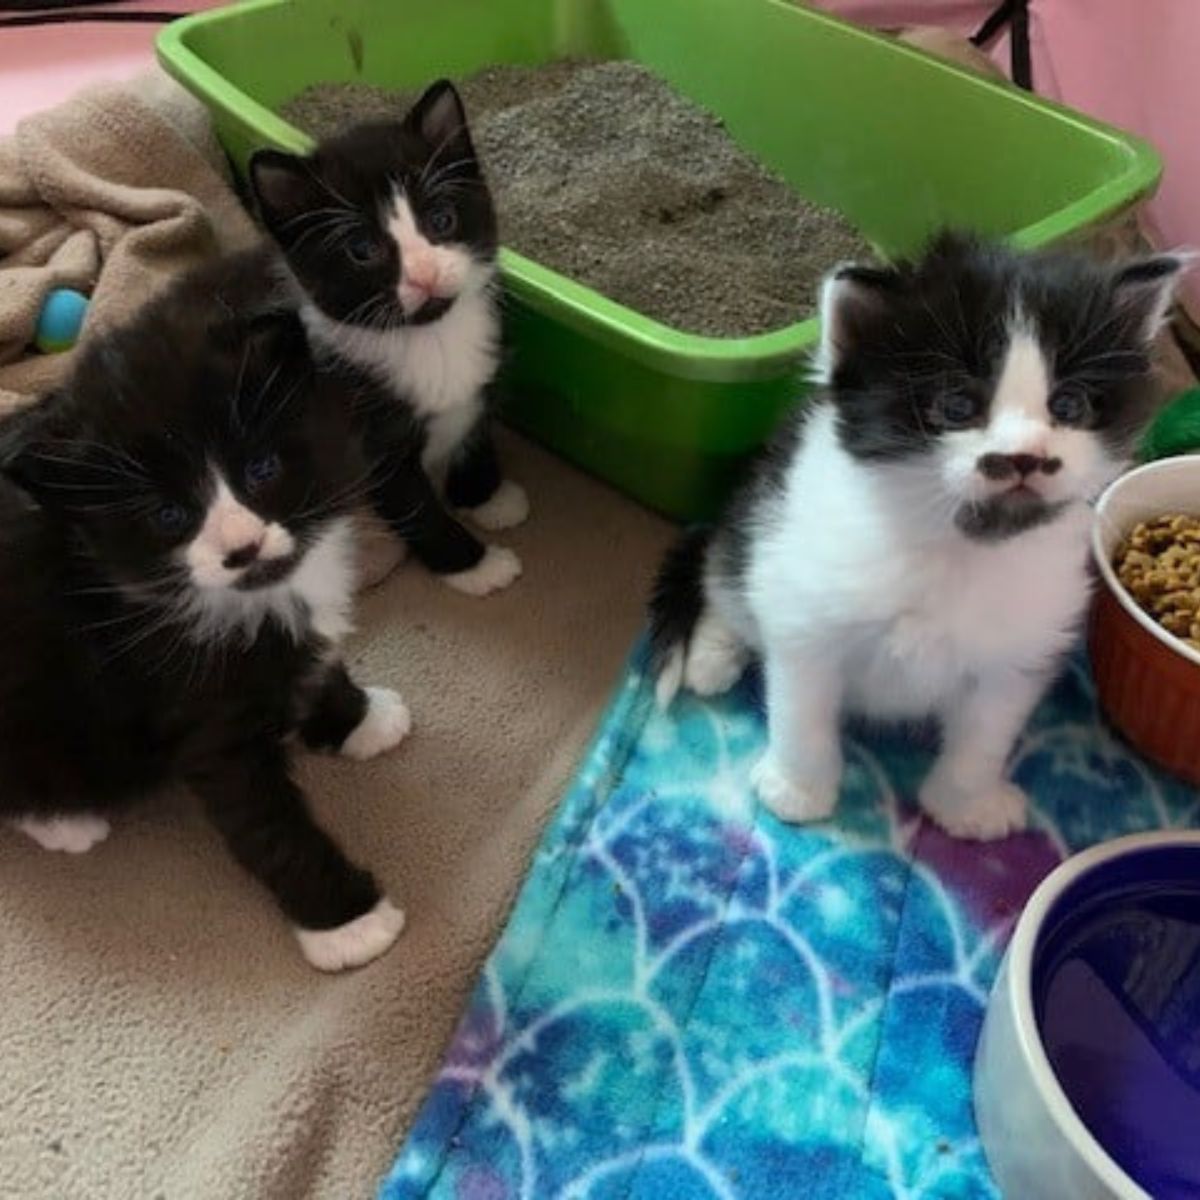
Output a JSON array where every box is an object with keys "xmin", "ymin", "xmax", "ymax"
[
  {"xmin": 651, "ymin": 232, "xmax": 1185, "ymax": 840},
  {"xmin": 0, "ymin": 288, "xmax": 410, "ymax": 972},
  {"xmin": 249, "ymin": 80, "xmax": 525, "ymax": 598}
]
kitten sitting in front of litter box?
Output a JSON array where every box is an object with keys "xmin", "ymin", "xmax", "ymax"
[
  {"xmin": 249, "ymin": 80, "xmax": 524, "ymax": 598},
  {"xmin": 0, "ymin": 292, "xmax": 410, "ymax": 972},
  {"xmin": 651, "ymin": 232, "xmax": 1186, "ymax": 840}
]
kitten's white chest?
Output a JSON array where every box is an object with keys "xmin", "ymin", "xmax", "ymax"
[
  {"xmin": 844, "ymin": 516, "xmax": 1093, "ymax": 715},
  {"xmin": 395, "ymin": 296, "xmax": 496, "ymax": 472},
  {"xmin": 751, "ymin": 408, "xmax": 1093, "ymax": 718},
  {"xmin": 306, "ymin": 292, "xmax": 497, "ymax": 474},
  {"xmin": 393, "ymin": 292, "xmax": 497, "ymax": 417}
]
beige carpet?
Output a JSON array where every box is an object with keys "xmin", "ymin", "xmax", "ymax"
[{"xmin": 0, "ymin": 431, "xmax": 672, "ymax": 1200}]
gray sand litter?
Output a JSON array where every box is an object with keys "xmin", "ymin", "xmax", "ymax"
[{"xmin": 281, "ymin": 61, "xmax": 874, "ymax": 338}]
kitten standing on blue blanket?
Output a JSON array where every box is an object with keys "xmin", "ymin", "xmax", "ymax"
[
  {"xmin": 249, "ymin": 80, "xmax": 525, "ymax": 598},
  {"xmin": 651, "ymin": 232, "xmax": 1186, "ymax": 840},
  {"xmin": 0, "ymin": 285, "xmax": 410, "ymax": 972}
]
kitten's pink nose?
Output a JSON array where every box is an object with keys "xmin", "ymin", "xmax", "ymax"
[
  {"xmin": 217, "ymin": 504, "xmax": 264, "ymax": 559},
  {"xmin": 404, "ymin": 257, "xmax": 438, "ymax": 294}
]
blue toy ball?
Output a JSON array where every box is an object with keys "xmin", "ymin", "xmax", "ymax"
[{"xmin": 34, "ymin": 288, "xmax": 89, "ymax": 354}]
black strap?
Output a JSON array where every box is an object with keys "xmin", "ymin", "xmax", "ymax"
[
  {"xmin": 970, "ymin": 0, "xmax": 1033, "ymax": 91},
  {"xmin": 0, "ymin": 1, "xmax": 136, "ymax": 8},
  {"xmin": 0, "ymin": 8, "xmax": 180, "ymax": 24}
]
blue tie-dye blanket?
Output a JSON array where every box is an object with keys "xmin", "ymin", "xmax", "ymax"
[{"xmin": 380, "ymin": 648, "xmax": 1197, "ymax": 1200}]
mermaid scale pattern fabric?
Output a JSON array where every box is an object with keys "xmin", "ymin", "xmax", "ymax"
[{"xmin": 381, "ymin": 649, "xmax": 1197, "ymax": 1199}]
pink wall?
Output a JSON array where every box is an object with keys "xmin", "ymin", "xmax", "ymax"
[
  {"xmin": 0, "ymin": 1, "xmax": 221, "ymax": 135},
  {"xmin": 1033, "ymin": 2, "xmax": 1196, "ymax": 275},
  {"xmin": 813, "ymin": 0, "xmax": 1200, "ymax": 321}
]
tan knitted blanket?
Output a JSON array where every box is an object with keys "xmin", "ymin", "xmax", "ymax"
[{"xmin": 0, "ymin": 69, "xmax": 257, "ymax": 412}]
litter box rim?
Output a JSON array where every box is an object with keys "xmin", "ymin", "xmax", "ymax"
[{"xmin": 158, "ymin": 0, "xmax": 1162, "ymax": 385}]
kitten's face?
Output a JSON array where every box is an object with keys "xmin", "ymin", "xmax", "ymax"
[
  {"xmin": 251, "ymin": 81, "xmax": 498, "ymax": 330},
  {"xmin": 3, "ymin": 310, "xmax": 363, "ymax": 605},
  {"xmin": 821, "ymin": 233, "xmax": 1186, "ymax": 542}
]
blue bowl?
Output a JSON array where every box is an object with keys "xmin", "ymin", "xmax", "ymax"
[
  {"xmin": 1034, "ymin": 843, "xmax": 1200, "ymax": 1198},
  {"xmin": 976, "ymin": 833, "xmax": 1200, "ymax": 1200}
]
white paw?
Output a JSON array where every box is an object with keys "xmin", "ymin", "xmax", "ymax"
[
  {"xmin": 751, "ymin": 755, "xmax": 839, "ymax": 824},
  {"xmin": 682, "ymin": 614, "xmax": 748, "ymax": 697},
  {"xmin": 683, "ymin": 639, "xmax": 747, "ymax": 697},
  {"xmin": 655, "ymin": 646, "xmax": 686, "ymax": 709},
  {"xmin": 15, "ymin": 814, "xmax": 111, "ymax": 854},
  {"xmin": 919, "ymin": 777, "xmax": 1028, "ymax": 841},
  {"xmin": 340, "ymin": 687, "xmax": 412, "ymax": 761},
  {"xmin": 465, "ymin": 480, "xmax": 529, "ymax": 531},
  {"xmin": 295, "ymin": 897, "xmax": 406, "ymax": 972},
  {"xmin": 442, "ymin": 545, "xmax": 522, "ymax": 597}
]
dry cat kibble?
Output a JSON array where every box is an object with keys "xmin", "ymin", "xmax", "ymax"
[
  {"xmin": 281, "ymin": 60, "xmax": 875, "ymax": 337},
  {"xmin": 1114, "ymin": 514, "xmax": 1200, "ymax": 649}
]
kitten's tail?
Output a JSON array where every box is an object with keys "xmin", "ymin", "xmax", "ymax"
[{"xmin": 648, "ymin": 526, "xmax": 712, "ymax": 709}]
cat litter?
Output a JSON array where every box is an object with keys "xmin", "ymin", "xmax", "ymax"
[{"xmin": 281, "ymin": 60, "xmax": 874, "ymax": 338}]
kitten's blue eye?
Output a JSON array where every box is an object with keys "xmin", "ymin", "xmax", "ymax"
[
  {"xmin": 938, "ymin": 391, "xmax": 982, "ymax": 428},
  {"xmin": 426, "ymin": 205, "xmax": 457, "ymax": 239},
  {"xmin": 155, "ymin": 502, "xmax": 190, "ymax": 534},
  {"xmin": 346, "ymin": 233, "xmax": 384, "ymax": 265},
  {"xmin": 1049, "ymin": 388, "xmax": 1090, "ymax": 425},
  {"xmin": 245, "ymin": 452, "xmax": 281, "ymax": 491}
]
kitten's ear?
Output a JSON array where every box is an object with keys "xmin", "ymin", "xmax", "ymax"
[
  {"xmin": 0, "ymin": 392, "xmax": 81, "ymax": 509},
  {"xmin": 816, "ymin": 263, "xmax": 902, "ymax": 380},
  {"xmin": 1112, "ymin": 252, "xmax": 1192, "ymax": 340},
  {"xmin": 244, "ymin": 310, "xmax": 310, "ymax": 375},
  {"xmin": 249, "ymin": 149, "xmax": 325, "ymax": 238},
  {"xmin": 406, "ymin": 80, "xmax": 473, "ymax": 154},
  {"xmin": 923, "ymin": 229, "xmax": 983, "ymax": 265},
  {"xmin": 225, "ymin": 311, "xmax": 313, "ymax": 419}
]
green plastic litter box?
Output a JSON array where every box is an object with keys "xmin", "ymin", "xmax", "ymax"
[{"xmin": 158, "ymin": 0, "xmax": 1161, "ymax": 521}]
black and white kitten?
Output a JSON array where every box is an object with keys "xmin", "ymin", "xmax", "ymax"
[
  {"xmin": 249, "ymin": 80, "xmax": 524, "ymax": 598},
  {"xmin": 651, "ymin": 232, "xmax": 1185, "ymax": 841},
  {"xmin": 0, "ymin": 284, "xmax": 409, "ymax": 972}
]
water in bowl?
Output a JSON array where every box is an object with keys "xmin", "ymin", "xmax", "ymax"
[{"xmin": 1033, "ymin": 859, "xmax": 1200, "ymax": 1199}]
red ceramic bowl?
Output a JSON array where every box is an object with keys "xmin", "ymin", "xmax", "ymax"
[{"xmin": 1089, "ymin": 456, "xmax": 1200, "ymax": 785}]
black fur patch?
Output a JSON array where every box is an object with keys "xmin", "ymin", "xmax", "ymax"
[
  {"xmin": 648, "ymin": 526, "xmax": 712, "ymax": 670},
  {"xmin": 955, "ymin": 493, "xmax": 1069, "ymax": 541},
  {"xmin": 299, "ymin": 662, "xmax": 370, "ymax": 753}
]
